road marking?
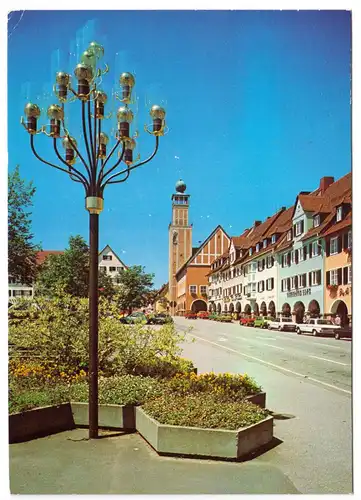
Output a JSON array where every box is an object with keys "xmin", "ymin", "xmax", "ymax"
[
  {"xmin": 311, "ymin": 342, "xmax": 341, "ymax": 350},
  {"xmin": 308, "ymin": 355, "xmax": 348, "ymax": 366},
  {"xmin": 262, "ymin": 343, "xmax": 285, "ymax": 350},
  {"xmin": 256, "ymin": 337, "xmax": 276, "ymax": 341},
  {"xmin": 217, "ymin": 337, "xmax": 227, "ymax": 342},
  {"xmin": 191, "ymin": 334, "xmax": 351, "ymax": 395}
]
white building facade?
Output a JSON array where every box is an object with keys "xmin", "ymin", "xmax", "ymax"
[{"xmin": 98, "ymin": 245, "xmax": 128, "ymax": 284}]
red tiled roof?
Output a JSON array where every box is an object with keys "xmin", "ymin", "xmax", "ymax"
[
  {"xmin": 36, "ymin": 251, "xmax": 63, "ymax": 266},
  {"xmin": 322, "ymin": 211, "xmax": 352, "ymax": 237}
]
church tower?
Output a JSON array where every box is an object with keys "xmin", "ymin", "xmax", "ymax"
[{"xmin": 168, "ymin": 179, "xmax": 192, "ymax": 313}]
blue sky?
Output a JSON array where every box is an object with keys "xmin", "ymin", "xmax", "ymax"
[{"xmin": 8, "ymin": 10, "xmax": 351, "ymax": 288}]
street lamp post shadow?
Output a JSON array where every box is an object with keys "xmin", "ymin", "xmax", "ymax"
[{"xmin": 21, "ymin": 41, "xmax": 166, "ymax": 439}]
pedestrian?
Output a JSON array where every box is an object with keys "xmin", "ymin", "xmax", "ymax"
[{"xmin": 335, "ymin": 314, "xmax": 341, "ymax": 326}]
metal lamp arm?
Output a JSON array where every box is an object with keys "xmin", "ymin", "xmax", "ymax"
[
  {"xmin": 101, "ymin": 168, "xmax": 131, "ymax": 191},
  {"xmin": 97, "ymin": 141, "xmax": 125, "ymax": 188},
  {"xmin": 53, "ymin": 138, "xmax": 84, "ymax": 184},
  {"xmin": 82, "ymin": 101, "xmax": 94, "ymax": 175},
  {"xmin": 61, "ymin": 117, "xmax": 92, "ymax": 182},
  {"xmin": 30, "ymin": 135, "xmax": 89, "ymax": 189},
  {"xmin": 102, "ymin": 136, "xmax": 159, "ymax": 187}
]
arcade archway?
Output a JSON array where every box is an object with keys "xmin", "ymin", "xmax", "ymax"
[
  {"xmin": 293, "ymin": 301, "xmax": 305, "ymax": 324},
  {"xmin": 191, "ymin": 299, "xmax": 207, "ymax": 313}
]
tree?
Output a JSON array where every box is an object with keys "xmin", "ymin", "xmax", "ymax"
[
  {"xmin": 114, "ymin": 265, "xmax": 154, "ymax": 313},
  {"xmin": 8, "ymin": 165, "xmax": 40, "ymax": 284},
  {"xmin": 35, "ymin": 235, "xmax": 115, "ymax": 298}
]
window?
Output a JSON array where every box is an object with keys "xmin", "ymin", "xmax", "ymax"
[
  {"xmin": 348, "ymin": 266, "xmax": 352, "ymax": 284},
  {"xmin": 299, "ymin": 274, "xmax": 306, "ymax": 288},
  {"xmin": 298, "ymin": 248, "xmax": 304, "ymax": 262},
  {"xmin": 267, "ymin": 278, "xmax": 274, "ymax": 291},
  {"xmin": 267, "ymin": 256, "xmax": 273, "ymax": 268},
  {"xmin": 311, "ymin": 270, "xmax": 321, "ymax": 286},
  {"xmin": 256, "ymin": 243, "xmax": 260, "ymax": 252},
  {"xmin": 295, "ymin": 221, "xmax": 304, "ymax": 236},
  {"xmin": 263, "ymin": 239, "xmax": 267, "ymax": 248},
  {"xmin": 330, "ymin": 237, "xmax": 338, "ymax": 255},
  {"xmin": 313, "ymin": 215, "xmax": 320, "ymax": 228},
  {"xmin": 249, "ymin": 248, "xmax": 253, "ymax": 256},
  {"xmin": 312, "ymin": 241, "xmax": 321, "ymax": 257},
  {"xmin": 336, "ymin": 206, "xmax": 343, "ymax": 222},
  {"xmin": 189, "ymin": 285, "xmax": 197, "ymax": 294},
  {"xmin": 309, "ymin": 319, "xmax": 315, "ymax": 325},
  {"xmin": 290, "ymin": 277, "xmax": 296, "ymax": 290},
  {"xmin": 117, "ymin": 267, "xmax": 123, "ymax": 271},
  {"xmin": 282, "ymin": 254, "xmax": 288, "ymax": 267},
  {"xmin": 330, "ymin": 269, "xmax": 338, "ymax": 285},
  {"xmin": 291, "ymin": 251, "xmax": 296, "ymax": 264},
  {"xmin": 271, "ymin": 234, "xmax": 276, "ymax": 244},
  {"xmin": 109, "ymin": 266, "xmax": 116, "ymax": 272},
  {"xmin": 347, "ymin": 230, "xmax": 352, "ymax": 249},
  {"xmin": 251, "ymin": 283, "xmax": 256, "ymax": 292},
  {"xmin": 8, "ymin": 290, "xmax": 11, "ymax": 297},
  {"xmin": 103, "ymin": 255, "xmax": 112, "ymax": 261},
  {"xmin": 287, "ymin": 230, "xmax": 292, "ymax": 241},
  {"xmin": 200, "ymin": 285, "xmax": 207, "ymax": 295}
]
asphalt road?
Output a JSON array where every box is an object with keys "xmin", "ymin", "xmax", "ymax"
[{"xmin": 175, "ymin": 317, "xmax": 353, "ymax": 494}]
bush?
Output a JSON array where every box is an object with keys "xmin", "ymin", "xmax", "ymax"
[
  {"xmin": 8, "ymin": 294, "xmax": 189, "ymax": 376},
  {"xmin": 165, "ymin": 372, "xmax": 261, "ymax": 401},
  {"xmin": 9, "ymin": 373, "xmax": 165, "ymax": 414},
  {"xmin": 132, "ymin": 356, "xmax": 196, "ymax": 378},
  {"xmin": 142, "ymin": 394, "xmax": 268, "ymax": 430}
]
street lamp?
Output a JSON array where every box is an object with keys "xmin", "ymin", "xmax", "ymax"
[{"xmin": 21, "ymin": 41, "xmax": 166, "ymax": 439}]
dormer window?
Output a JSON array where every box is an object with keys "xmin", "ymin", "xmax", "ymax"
[
  {"xmin": 249, "ymin": 248, "xmax": 253, "ymax": 256},
  {"xmin": 263, "ymin": 239, "xmax": 267, "ymax": 248},
  {"xmin": 287, "ymin": 230, "xmax": 292, "ymax": 241},
  {"xmin": 313, "ymin": 215, "xmax": 320, "ymax": 228},
  {"xmin": 336, "ymin": 206, "xmax": 343, "ymax": 222},
  {"xmin": 271, "ymin": 234, "xmax": 276, "ymax": 244},
  {"xmin": 256, "ymin": 243, "xmax": 260, "ymax": 252}
]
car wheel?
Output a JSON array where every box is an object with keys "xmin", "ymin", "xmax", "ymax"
[
  {"xmin": 268, "ymin": 324, "xmax": 272, "ymax": 330},
  {"xmin": 278, "ymin": 326, "xmax": 282, "ymax": 331},
  {"xmin": 312, "ymin": 329, "xmax": 318, "ymax": 337},
  {"xmin": 335, "ymin": 332, "xmax": 341, "ymax": 340},
  {"xmin": 296, "ymin": 327, "xmax": 301, "ymax": 335}
]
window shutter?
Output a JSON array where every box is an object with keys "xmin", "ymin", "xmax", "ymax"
[
  {"xmin": 326, "ymin": 271, "xmax": 330, "ymax": 286},
  {"xmin": 343, "ymin": 232, "xmax": 348, "ymax": 250},
  {"xmin": 262, "ymin": 280, "xmax": 265, "ymax": 291},
  {"xmin": 295, "ymin": 250, "xmax": 299, "ymax": 264},
  {"xmin": 300, "ymin": 220, "xmax": 304, "ymax": 234},
  {"xmin": 293, "ymin": 225, "xmax": 296, "ymax": 238},
  {"xmin": 271, "ymin": 256, "xmax": 274, "ymax": 267},
  {"xmin": 308, "ymin": 272, "xmax": 312, "ymax": 286},
  {"xmin": 326, "ymin": 239, "xmax": 330, "ymax": 257},
  {"xmin": 287, "ymin": 253, "xmax": 291, "ymax": 266},
  {"xmin": 317, "ymin": 270, "xmax": 322, "ymax": 285},
  {"xmin": 262, "ymin": 259, "xmax": 265, "ymax": 270},
  {"xmin": 271, "ymin": 277, "xmax": 274, "ymax": 290},
  {"xmin": 337, "ymin": 268, "xmax": 342, "ymax": 286},
  {"xmin": 295, "ymin": 276, "xmax": 298, "ymax": 289},
  {"xmin": 337, "ymin": 236, "xmax": 341, "ymax": 254},
  {"xmin": 303, "ymin": 246, "xmax": 307, "ymax": 260},
  {"xmin": 343, "ymin": 267, "xmax": 348, "ymax": 285},
  {"xmin": 309, "ymin": 243, "xmax": 312, "ymax": 256},
  {"xmin": 287, "ymin": 278, "xmax": 290, "ymax": 290}
]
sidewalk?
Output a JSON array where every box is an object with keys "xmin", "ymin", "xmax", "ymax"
[{"xmin": 10, "ymin": 429, "xmax": 299, "ymax": 494}]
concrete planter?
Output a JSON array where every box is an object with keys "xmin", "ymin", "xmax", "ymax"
[
  {"xmin": 245, "ymin": 392, "xmax": 266, "ymax": 408},
  {"xmin": 71, "ymin": 402, "xmax": 135, "ymax": 430},
  {"xmin": 135, "ymin": 407, "xmax": 273, "ymax": 460},
  {"xmin": 9, "ymin": 403, "xmax": 75, "ymax": 444}
]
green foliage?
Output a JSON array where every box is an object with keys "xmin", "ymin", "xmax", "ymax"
[
  {"xmin": 132, "ymin": 356, "xmax": 196, "ymax": 378},
  {"xmin": 142, "ymin": 394, "xmax": 269, "ymax": 430},
  {"xmin": 8, "ymin": 293, "xmax": 187, "ymax": 376},
  {"xmin": 35, "ymin": 235, "xmax": 115, "ymax": 298},
  {"xmin": 113, "ymin": 265, "xmax": 154, "ymax": 312},
  {"xmin": 9, "ymin": 374, "xmax": 164, "ymax": 414},
  {"xmin": 165, "ymin": 372, "xmax": 261, "ymax": 400},
  {"xmin": 8, "ymin": 165, "xmax": 40, "ymax": 285}
]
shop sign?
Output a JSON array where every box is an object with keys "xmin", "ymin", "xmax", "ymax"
[{"xmin": 287, "ymin": 288, "xmax": 311, "ymax": 299}]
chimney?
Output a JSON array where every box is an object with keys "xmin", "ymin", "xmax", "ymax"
[
  {"xmin": 319, "ymin": 176, "xmax": 334, "ymax": 194},
  {"xmin": 253, "ymin": 220, "xmax": 261, "ymax": 228}
]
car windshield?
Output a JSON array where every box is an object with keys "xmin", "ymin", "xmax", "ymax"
[
  {"xmin": 282, "ymin": 319, "xmax": 292, "ymax": 322},
  {"xmin": 318, "ymin": 320, "xmax": 333, "ymax": 325}
]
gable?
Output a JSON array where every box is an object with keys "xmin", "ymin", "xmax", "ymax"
[
  {"xmin": 98, "ymin": 245, "xmax": 127, "ymax": 268},
  {"xmin": 293, "ymin": 200, "xmax": 304, "ymax": 219},
  {"xmin": 191, "ymin": 226, "xmax": 230, "ymax": 266}
]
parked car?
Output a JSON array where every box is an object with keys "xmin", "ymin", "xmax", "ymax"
[
  {"xmin": 120, "ymin": 312, "xmax": 148, "ymax": 324},
  {"xmin": 335, "ymin": 326, "xmax": 352, "ymax": 340},
  {"xmin": 268, "ymin": 317, "xmax": 297, "ymax": 332},
  {"xmin": 240, "ymin": 316, "xmax": 255, "ymax": 327},
  {"xmin": 296, "ymin": 318, "xmax": 340, "ymax": 337},
  {"xmin": 253, "ymin": 316, "xmax": 274, "ymax": 329},
  {"xmin": 185, "ymin": 311, "xmax": 197, "ymax": 319},
  {"xmin": 147, "ymin": 313, "xmax": 173, "ymax": 325},
  {"xmin": 197, "ymin": 311, "xmax": 210, "ymax": 319}
]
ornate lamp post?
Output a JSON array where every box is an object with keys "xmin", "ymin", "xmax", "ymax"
[{"xmin": 21, "ymin": 41, "xmax": 166, "ymax": 439}]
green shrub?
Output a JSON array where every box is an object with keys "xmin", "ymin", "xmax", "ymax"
[
  {"xmin": 9, "ymin": 294, "xmax": 189, "ymax": 376},
  {"xmin": 142, "ymin": 393, "xmax": 269, "ymax": 430},
  {"xmin": 132, "ymin": 356, "xmax": 196, "ymax": 378}
]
